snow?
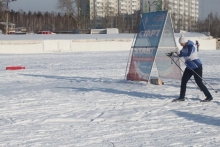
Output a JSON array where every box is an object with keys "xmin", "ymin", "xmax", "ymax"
[
  {"xmin": 0, "ymin": 50, "xmax": 220, "ymax": 146},
  {"xmin": 0, "ymin": 32, "xmax": 208, "ymax": 41}
]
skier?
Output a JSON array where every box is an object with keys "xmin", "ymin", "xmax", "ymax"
[
  {"xmin": 195, "ymin": 40, "xmax": 200, "ymax": 51},
  {"xmin": 168, "ymin": 35, "xmax": 213, "ymax": 102}
]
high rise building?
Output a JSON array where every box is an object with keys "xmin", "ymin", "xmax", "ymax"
[
  {"xmin": 81, "ymin": 0, "xmax": 140, "ymax": 29},
  {"xmin": 141, "ymin": 0, "xmax": 199, "ymax": 32},
  {"xmin": 80, "ymin": 0, "xmax": 199, "ymax": 32}
]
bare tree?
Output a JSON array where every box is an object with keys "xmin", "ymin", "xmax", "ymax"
[
  {"xmin": 211, "ymin": 13, "xmax": 220, "ymax": 38},
  {"xmin": 57, "ymin": 0, "xmax": 81, "ymax": 29},
  {"xmin": 0, "ymin": 2, "xmax": 6, "ymax": 21},
  {"xmin": 0, "ymin": 1, "xmax": 6, "ymax": 27},
  {"xmin": 101, "ymin": 2, "xmax": 116, "ymax": 28},
  {"xmin": 0, "ymin": 1, "xmax": 4, "ymax": 11},
  {"xmin": 0, "ymin": 0, "xmax": 7, "ymax": 11},
  {"xmin": 195, "ymin": 12, "xmax": 220, "ymax": 37},
  {"xmin": 156, "ymin": 0, "xmax": 162, "ymax": 11}
]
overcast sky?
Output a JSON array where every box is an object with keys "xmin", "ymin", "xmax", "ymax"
[
  {"xmin": 9, "ymin": 0, "xmax": 59, "ymax": 13},
  {"xmin": 199, "ymin": 0, "xmax": 220, "ymax": 19},
  {"xmin": 9, "ymin": 0, "xmax": 220, "ymax": 19}
]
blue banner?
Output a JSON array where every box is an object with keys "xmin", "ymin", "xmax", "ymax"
[{"xmin": 128, "ymin": 11, "xmax": 168, "ymax": 81}]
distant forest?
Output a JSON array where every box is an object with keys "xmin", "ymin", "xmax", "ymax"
[
  {"xmin": 0, "ymin": 9, "xmax": 140, "ymax": 34},
  {"xmin": 0, "ymin": 10, "xmax": 77, "ymax": 33}
]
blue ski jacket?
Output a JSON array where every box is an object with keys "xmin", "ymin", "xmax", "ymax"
[{"xmin": 179, "ymin": 40, "xmax": 202, "ymax": 69}]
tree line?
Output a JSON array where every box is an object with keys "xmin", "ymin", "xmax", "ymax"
[
  {"xmin": 0, "ymin": 0, "xmax": 220, "ymax": 37},
  {"xmin": 0, "ymin": 10, "xmax": 140, "ymax": 33},
  {"xmin": 0, "ymin": 10, "xmax": 76, "ymax": 33},
  {"xmin": 196, "ymin": 13, "xmax": 220, "ymax": 38}
]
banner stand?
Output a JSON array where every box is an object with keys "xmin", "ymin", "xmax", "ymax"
[{"xmin": 126, "ymin": 11, "xmax": 181, "ymax": 83}]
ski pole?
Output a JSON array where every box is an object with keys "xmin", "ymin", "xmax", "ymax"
[
  {"xmin": 178, "ymin": 57, "xmax": 218, "ymax": 93},
  {"xmin": 167, "ymin": 55, "xmax": 200, "ymax": 90}
]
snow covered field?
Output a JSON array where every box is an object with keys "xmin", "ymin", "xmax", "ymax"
[{"xmin": 0, "ymin": 50, "xmax": 220, "ymax": 146}]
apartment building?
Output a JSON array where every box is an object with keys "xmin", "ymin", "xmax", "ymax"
[
  {"xmin": 81, "ymin": 0, "xmax": 140, "ymax": 29},
  {"xmin": 81, "ymin": 0, "xmax": 199, "ymax": 32},
  {"xmin": 141, "ymin": 0, "xmax": 199, "ymax": 32}
]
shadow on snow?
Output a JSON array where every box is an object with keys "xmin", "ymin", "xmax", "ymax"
[
  {"xmin": 21, "ymin": 74, "xmax": 174, "ymax": 100},
  {"xmin": 172, "ymin": 110, "xmax": 220, "ymax": 127},
  {"xmin": 58, "ymin": 86, "xmax": 174, "ymax": 100}
]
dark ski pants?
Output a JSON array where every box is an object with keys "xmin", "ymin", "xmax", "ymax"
[{"xmin": 180, "ymin": 66, "xmax": 212, "ymax": 98}]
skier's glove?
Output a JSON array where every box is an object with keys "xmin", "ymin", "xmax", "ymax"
[
  {"xmin": 166, "ymin": 52, "xmax": 174, "ymax": 57},
  {"xmin": 173, "ymin": 52, "xmax": 180, "ymax": 57},
  {"xmin": 166, "ymin": 52, "xmax": 179, "ymax": 57}
]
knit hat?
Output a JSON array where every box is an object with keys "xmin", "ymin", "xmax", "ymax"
[{"xmin": 179, "ymin": 35, "xmax": 188, "ymax": 44}]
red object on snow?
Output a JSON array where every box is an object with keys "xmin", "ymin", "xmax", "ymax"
[
  {"xmin": 6, "ymin": 66, "xmax": 25, "ymax": 70},
  {"xmin": 37, "ymin": 31, "xmax": 52, "ymax": 34}
]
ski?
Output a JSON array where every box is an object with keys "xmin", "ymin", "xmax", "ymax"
[
  {"xmin": 171, "ymin": 98, "xmax": 213, "ymax": 102},
  {"xmin": 171, "ymin": 99, "xmax": 185, "ymax": 102},
  {"xmin": 200, "ymin": 100, "xmax": 212, "ymax": 102}
]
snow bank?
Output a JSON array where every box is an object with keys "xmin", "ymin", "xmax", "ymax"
[
  {"xmin": 0, "ymin": 33, "xmax": 216, "ymax": 54},
  {"xmin": 175, "ymin": 32, "xmax": 216, "ymax": 51}
]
